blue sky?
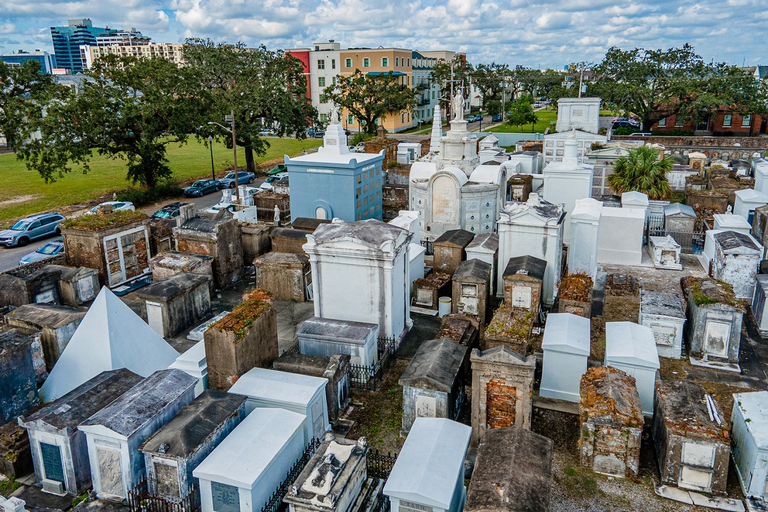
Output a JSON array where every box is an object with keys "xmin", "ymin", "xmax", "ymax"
[{"xmin": 1, "ymin": 0, "xmax": 766, "ymax": 68}]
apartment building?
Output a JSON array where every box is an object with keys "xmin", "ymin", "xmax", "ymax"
[{"xmin": 81, "ymin": 43, "xmax": 185, "ymax": 69}]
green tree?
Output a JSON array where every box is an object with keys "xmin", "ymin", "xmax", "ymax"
[
  {"xmin": 321, "ymin": 70, "xmax": 415, "ymax": 135},
  {"xmin": 429, "ymin": 55, "xmax": 473, "ymax": 117},
  {"xmin": 16, "ymin": 55, "xmax": 199, "ymax": 187},
  {"xmin": 472, "ymin": 62, "xmax": 510, "ymax": 106},
  {"xmin": 506, "ymin": 96, "xmax": 537, "ymax": 132},
  {"xmin": 183, "ymin": 39, "xmax": 316, "ymax": 173},
  {"xmin": 607, "ymin": 145, "xmax": 673, "ymax": 199},
  {"xmin": 517, "ymin": 68, "xmax": 563, "ymax": 99}
]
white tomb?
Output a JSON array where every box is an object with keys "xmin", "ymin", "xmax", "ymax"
[
  {"xmin": 298, "ymin": 317, "xmax": 379, "ymax": 367},
  {"xmin": 604, "ymin": 322, "xmax": 660, "ymax": 416},
  {"xmin": 388, "ymin": 210, "xmax": 421, "ymax": 245},
  {"xmin": 542, "ymin": 133, "xmax": 594, "ymax": 244},
  {"xmin": 754, "ymin": 159, "xmax": 768, "ymax": 196},
  {"xmin": 752, "ymin": 275, "xmax": 768, "ymax": 337},
  {"xmin": 397, "ymin": 142, "xmax": 422, "ymax": 165},
  {"xmin": 647, "ymin": 235, "xmax": 682, "ymax": 271},
  {"xmin": 303, "ymin": 219, "xmax": 412, "ymax": 342},
  {"xmin": 506, "ymin": 151, "xmax": 542, "ymax": 174},
  {"xmin": 40, "ymin": 287, "xmax": 180, "ymax": 402},
  {"xmin": 638, "ymin": 290, "xmax": 686, "ymax": 359},
  {"xmin": 465, "ymin": 233, "xmax": 499, "ymax": 295},
  {"xmin": 168, "ymin": 340, "xmax": 208, "ymax": 397},
  {"xmin": 227, "ymin": 368, "xmax": 329, "ymax": 441},
  {"xmin": 383, "ymin": 418, "xmax": 471, "ymax": 512},
  {"xmin": 731, "ymin": 391, "xmax": 768, "ymax": 502},
  {"xmin": 555, "ymin": 97, "xmax": 601, "ymax": 134},
  {"xmin": 540, "ymin": 313, "xmax": 590, "ymax": 403},
  {"xmin": 568, "ymin": 198, "xmax": 602, "ymax": 278},
  {"xmin": 497, "ymin": 194, "xmax": 564, "ymax": 304},
  {"xmin": 194, "ymin": 408, "xmax": 308, "ymax": 512},
  {"xmin": 711, "ymin": 230, "xmax": 763, "ymax": 299},
  {"xmin": 713, "ymin": 213, "xmax": 751, "ymax": 234},
  {"xmin": 621, "ymin": 191, "xmax": 649, "ymax": 218},
  {"xmin": 597, "ymin": 207, "xmax": 645, "ymax": 266},
  {"xmin": 734, "ymin": 189, "xmax": 768, "ymax": 224}
]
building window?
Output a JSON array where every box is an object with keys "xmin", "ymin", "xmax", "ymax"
[
  {"xmin": 395, "ymin": 57, "xmax": 399, "ymax": 66},
  {"xmin": 723, "ymin": 114, "xmax": 732, "ymax": 127},
  {"xmin": 407, "ymin": 58, "xmax": 410, "ymax": 66},
  {"xmin": 348, "ymin": 115, "xmax": 354, "ymax": 125},
  {"xmin": 318, "ymin": 60, "xmax": 325, "ymax": 70},
  {"xmin": 675, "ymin": 116, "xmax": 683, "ymax": 127},
  {"xmin": 407, "ymin": 112, "xmax": 410, "ymax": 122},
  {"xmin": 318, "ymin": 77, "xmax": 326, "ymax": 87},
  {"xmin": 743, "ymin": 114, "xmax": 752, "ymax": 127},
  {"xmin": 382, "ymin": 57, "xmax": 388, "ymax": 67},
  {"xmin": 658, "ymin": 117, "xmax": 666, "ymax": 127},
  {"xmin": 331, "ymin": 59, "xmax": 336, "ymax": 69},
  {"xmin": 345, "ymin": 58, "xmax": 352, "ymax": 68},
  {"xmin": 406, "ymin": 76, "xmax": 409, "ymax": 86},
  {"xmin": 319, "ymin": 114, "xmax": 327, "ymax": 123},
  {"xmin": 401, "ymin": 113, "xmax": 405, "ymax": 123},
  {"xmin": 363, "ymin": 58, "xmax": 370, "ymax": 68}
]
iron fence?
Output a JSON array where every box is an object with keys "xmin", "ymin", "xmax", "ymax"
[
  {"xmin": 420, "ymin": 239, "xmax": 433, "ymax": 255},
  {"xmin": 350, "ymin": 337, "xmax": 398, "ymax": 391},
  {"xmin": 260, "ymin": 437, "xmax": 322, "ymax": 512},
  {"xmin": 128, "ymin": 478, "xmax": 199, "ymax": 512},
  {"xmin": 646, "ymin": 214, "xmax": 707, "ymax": 254},
  {"xmin": 367, "ymin": 450, "xmax": 398, "ymax": 479}
]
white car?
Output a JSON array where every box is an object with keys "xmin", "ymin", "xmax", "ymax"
[
  {"xmin": 205, "ymin": 187, "xmax": 260, "ymax": 214},
  {"xmin": 86, "ymin": 201, "xmax": 135, "ymax": 215},
  {"xmin": 259, "ymin": 173, "xmax": 288, "ymax": 191}
]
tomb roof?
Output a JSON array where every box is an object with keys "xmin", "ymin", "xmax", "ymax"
[
  {"xmin": 452, "ymin": 259, "xmax": 492, "ymax": 282},
  {"xmin": 605, "ymin": 322, "xmax": 660, "ymax": 369},
  {"xmin": 271, "ymin": 227, "xmax": 310, "ymax": 240},
  {"xmin": 399, "ymin": 338, "xmax": 467, "ymax": 393},
  {"xmin": 503, "ymin": 255, "xmax": 546, "ymax": 282},
  {"xmin": 579, "ymin": 366, "xmax": 643, "ymax": 428},
  {"xmin": 664, "ymin": 203, "xmax": 696, "ymax": 217},
  {"xmin": 640, "ymin": 290, "xmax": 685, "ymax": 318},
  {"xmin": 228, "ymin": 368, "xmax": 327, "ymax": 407},
  {"xmin": 255, "ymin": 252, "xmax": 309, "ymax": 266},
  {"xmin": 298, "ymin": 317, "xmax": 377, "ymax": 342},
  {"xmin": 135, "ymin": 272, "xmax": 209, "ymax": 300},
  {"xmin": 656, "ymin": 380, "xmax": 728, "ymax": 441},
  {"xmin": 6, "ymin": 303, "xmax": 86, "ymax": 329},
  {"xmin": 541, "ymin": 313, "xmax": 590, "ymax": 356},
  {"xmin": 310, "ymin": 219, "xmax": 408, "ymax": 246},
  {"xmin": 434, "ymin": 229, "xmax": 474, "ymax": 248},
  {"xmin": 466, "ymin": 232, "xmax": 499, "ymax": 253},
  {"xmin": 713, "ymin": 230, "xmax": 762, "ymax": 252},
  {"xmin": 733, "ymin": 391, "xmax": 768, "ymax": 448}
]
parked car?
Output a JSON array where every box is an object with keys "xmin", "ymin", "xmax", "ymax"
[
  {"xmin": 475, "ymin": 114, "xmax": 483, "ymax": 121},
  {"xmin": 354, "ymin": 142, "xmax": 366, "ymax": 153},
  {"xmin": 86, "ymin": 201, "xmax": 135, "ymax": 215},
  {"xmin": 151, "ymin": 202, "xmax": 191, "ymax": 220},
  {"xmin": 0, "ymin": 212, "xmax": 66, "ymax": 247},
  {"xmin": 184, "ymin": 179, "xmax": 222, "ymax": 197},
  {"xmin": 259, "ymin": 129, "xmax": 276, "ymax": 136},
  {"xmin": 19, "ymin": 238, "xmax": 64, "ymax": 265},
  {"xmin": 205, "ymin": 187, "xmax": 260, "ymax": 214},
  {"xmin": 266, "ymin": 164, "xmax": 286, "ymax": 175},
  {"xmin": 218, "ymin": 171, "xmax": 255, "ymax": 188},
  {"xmin": 492, "ymin": 114, "xmax": 502, "ymax": 122},
  {"xmin": 259, "ymin": 173, "xmax": 288, "ymax": 191},
  {"xmin": 612, "ymin": 120, "xmax": 639, "ymax": 130},
  {"xmin": 465, "ymin": 115, "xmax": 476, "ymax": 122},
  {"xmin": 307, "ymin": 128, "xmax": 326, "ymax": 138}
]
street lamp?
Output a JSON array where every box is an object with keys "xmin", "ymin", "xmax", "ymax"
[
  {"xmin": 208, "ymin": 110, "xmax": 239, "ymax": 203},
  {"xmin": 208, "ymin": 135, "xmax": 215, "ymax": 181}
]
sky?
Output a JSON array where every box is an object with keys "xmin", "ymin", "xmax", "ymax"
[{"xmin": 1, "ymin": 0, "xmax": 767, "ymax": 68}]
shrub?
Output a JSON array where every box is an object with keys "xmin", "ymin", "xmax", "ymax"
[
  {"xmin": 350, "ymin": 132, "xmax": 372, "ymax": 146},
  {"xmin": 116, "ymin": 180, "xmax": 183, "ymax": 207}
]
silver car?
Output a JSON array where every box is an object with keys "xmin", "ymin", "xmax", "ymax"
[{"xmin": 0, "ymin": 212, "xmax": 66, "ymax": 247}]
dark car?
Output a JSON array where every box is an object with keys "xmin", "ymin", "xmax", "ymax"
[
  {"xmin": 475, "ymin": 114, "xmax": 483, "ymax": 121},
  {"xmin": 307, "ymin": 128, "xmax": 325, "ymax": 138},
  {"xmin": 184, "ymin": 179, "xmax": 222, "ymax": 197},
  {"xmin": 492, "ymin": 114, "xmax": 502, "ymax": 122},
  {"xmin": 612, "ymin": 120, "xmax": 639, "ymax": 130},
  {"xmin": 151, "ymin": 202, "xmax": 191, "ymax": 220},
  {"xmin": 0, "ymin": 212, "xmax": 66, "ymax": 247},
  {"xmin": 218, "ymin": 171, "xmax": 255, "ymax": 188},
  {"xmin": 19, "ymin": 238, "xmax": 64, "ymax": 265}
]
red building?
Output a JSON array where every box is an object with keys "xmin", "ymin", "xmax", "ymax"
[
  {"xmin": 286, "ymin": 49, "xmax": 311, "ymax": 99},
  {"xmin": 652, "ymin": 110, "xmax": 766, "ymax": 135}
]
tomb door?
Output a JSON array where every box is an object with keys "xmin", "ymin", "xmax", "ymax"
[
  {"xmin": 460, "ymin": 284, "xmax": 479, "ymax": 315},
  {"xmin": 146, "ymin": 301, "xmax": 164, "ymax": 337},
  {"xmin": 315, "ymin": 206, "xmax": 327, "ymax": 220},
  {"xmin": 77, "ymin": 276, "xmax": 95, "ymax": 302},
  {"xmin": 485, "ymin": 380, "xmax": 516, "ymax": 429},
  {"xmin": 511, "ymin": 286, "xmax": 532, "ymax": 309},
  {"xmin": 211, "ymin": 481, "xmax": 240, "ymax": 512},
  {"xmin": 415, "ymin": 395, "xmax": 437, "ymax": 419},
  {"xmin": 650, "ymin": 322, "xmax": 675, "ymax": 347},
  {"xmin": 703, "ymin": 319, "xmax": 731, "ymax": 358},
  {"xmin": 679, "ymin": 442, "xmax": 715, "ymax": 492},
  {"xmin": 96, "ymin": 447, "xmax": 125, "ymax": 498},
  {"xmin": 337, "ymin": 373, "xmax": 350, "ymax": 409},
  {"xmin": 40, "ymin": 442, "xmax": 65, "ymax": 484}
]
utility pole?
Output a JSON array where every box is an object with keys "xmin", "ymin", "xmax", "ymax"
[
  {"xmin": 225, "ymin": 111, "xmax": 240, "ymax": 204},
  {"xmin": 578, "ymin": 63, "xmax": 584, "ymax": 99}
]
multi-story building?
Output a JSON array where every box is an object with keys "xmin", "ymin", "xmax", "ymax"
[
  {"xmin": 50, "ymin": 19, "xmax": 116, "ymax": 74},
  {"xmin": 0, "ymin": 50, "xmax": 56, "ymax": 74},
  {"xmin": 81, "ymin": 43, "xmax": 185, "ymax": 69},
  {"xmin": 651, "ymin": 111, "xmax": 767, "ymax": 136},
  {"xmin": 95, "ymin": 28, "xmax": 149, "ymax": 47},
  {"xmin": 412, "ymin": 51, "xmax": 442, "ymax": 127},
  {"xmin": 310, "ymin": 41, "xmax": 342, "ymax": 124}
]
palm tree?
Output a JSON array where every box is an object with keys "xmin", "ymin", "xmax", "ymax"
[{"xmin": 608, "ymin": 145, "xmax": 673, "ymax": 200}]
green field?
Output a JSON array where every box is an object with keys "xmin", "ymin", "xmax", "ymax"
[
  {"xmin": 488, "ymin": 108, "xmax": 558, "ymax": 133},
  {"xmin": 0, "ymin": 137, "xmax": 322, "ymax": 222}
]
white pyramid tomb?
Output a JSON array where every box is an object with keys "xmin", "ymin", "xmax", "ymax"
[{"xmin": 40, "ymin": 287, "xmax": 180, "ymax": 402}]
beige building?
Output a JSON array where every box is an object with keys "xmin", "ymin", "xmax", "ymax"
[{"xmin": 81, "ymin": 43, "xmax": 185, "ymax": 69}]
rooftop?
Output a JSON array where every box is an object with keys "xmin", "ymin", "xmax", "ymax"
[
  {"xmin": 466, "ymin": 232, "xmax": 499, "ymax": 253},
  {"xmin": 640, "ymin": 290, "xmax": 685, "ymax": 318},
  {"xmin": 399, "ymin": 338, "xmax": 467, "ymax": 393},
  {"xmin": 298, "ymin": 317, "xmax": 377, "ymax": 342},
  {"xmin": 733, "ymin": 391, "xmax": 768, "ymax": 448},
  {"xmin": 657, "ymin": 380, "xmax": 728, "ymax": 441},
  {"xmin": 433, "ymin": 228, "xmax": 474, "ymax": 248},
  {"xmin": 605, "ymin": 322, "xmax": 660, "ymax": 369},
  {"xmin": 453, "ymin": 259, "xmax": 492, "ymax": 282},
  {"xmin": 541, "ymin": 313, "xmax": 590, "ymax": 356},
  {"xmin": 713, "ymin": 230, "xmax": 762, "ymax": 252},
  {"xmin": 228, "ymin": 368, "xmax": 327, "ymax": 407},
  {"xmin": 502, "ymin": 255, "xmax": 547, "ymax": 281},
  {"xmin": 310, "ymin": 219, "xmax": 408, "ymax": 247},
  {"xmin": 580, "ymin": 366, "xmax": 643, "ymax": 428}
]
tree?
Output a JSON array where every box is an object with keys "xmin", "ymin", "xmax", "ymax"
[
  {"xmin": 517, "ymin": 68, "xmax": 563, "ymax": 99},
  {"xmin": 0, "ymin": 59, "xmax": 63, "ymax": 150},
  {"xmin": 429, "ymin": 55, "xmax": 473, "ymax": 117},
  {"xmin": 472, "ymin": 62, "xmax": 510, "ymax": 106},
  {"xmin": 506, "ymin": 96, "xmax": 538, "ymax": 131},
  {"xmin": 183, "ymin": 39, "xmax": 316, "ymax": 173},
  {"xmin": 321, "ymin": 70, "xmax": 415, "ymax": 135},
  {"xmin": 607, "ymin": 145, "xmax": 673, "ymax": 199},
  {"xmin": 16, "ymin": 55, "xmax": 199, "ymax": 187}
]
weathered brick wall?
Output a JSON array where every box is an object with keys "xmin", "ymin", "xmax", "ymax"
[
  {"xmin": 383, "ymin": 184, "xmax": 409, "ymax": 220},
  {"xmin": 579, "ymin": 423, "xmax": 642, "ymax": 478},
  {"xmin": 486, "ymin": 379, "xmax": 516, "ymax": 428},
  {"xmin": 253, "ymin": 256, "xmax": 309, "ymax": 302},
  {"xmin": 365, "ymin": 138, "xmax": 398, "ymax": 170},
  {"xmin": 239, "ymin": 223, "xmax": 272, "ymax": 263},
  {"xmin": 613, "ymin": 135, "xmax": 768, "ymax": 160},
  {"xmin": 558, "ymin": 298, "xmax": 591, "ymax": 318},
  {"xmin": 503, "ymin": 278, "xmax": 542, "ymax": 313}
]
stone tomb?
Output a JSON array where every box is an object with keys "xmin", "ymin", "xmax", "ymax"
[
  {"xmin": 254, "ymin": 252, "xmax": 311, "ymax": 302},
  {"xmin": 568, "ymin": 198, "xmax": 602, "ymax": 278},
  {"xmin": 44, "ymin": 265, "xmax": 100, "ymax": 307},
  {"xmin": 78, "ymin": 369, "xmax": 197, "ymax": 501},
  {"xmin": 141, "ymin": 390, "xmax": 247, "ymax": 504},
  {"xmin": 465, "ymin": 427, "xmax": 553, "ymax": 512},
  {"xmin": 5, "ymin": 304, "xmax": 86, "ymax": 370},
  {"xmin": 432, "ymin": 229, "xmax": 474, "ymax": 276},
  {"xmin": 283, "ymin": 435, "xmax": 369, "ymax": 512},
  {"xmin": 597, "ymin": 207, "xmax": 645, "ymax": 266},
  {"xmin": 713, "ymin": 213, "xmax": 751, "ymax": 235},
  {"xmin": 752, "ymin": 275, "xmax": 768, "ymax": 337},
  {"xmin": 204, "ymin": 291, "xmax": 278, "ymax": 391},
  {"xmin": 437, "ymin": 314, "xmax": 480, "ymax": 349},
  {"xmin": 270, "ymin": 228, "xmax": 309, "ymax": 254},
  {"xmin": 638, "ymin": 290, "xmax": 686, "ymax": 359},
  {"xmin": 383, "ymin": 418, "xmax": 471, "ymax": 512},
  {"xmin": 0, "ymin": 422, "xmax": 33, "ymax": 479},
  {"xmin": 193, "ymin": 408, "xmax": 308, "ymax": 512},
  {"xmin": 470, "ymin": 346, "xmax": 535, "ymax": 444},
  {"xmin": 710, "ymin": 230, "xmax": 762, "ymax": 300},
  {"xmin": 0, "ymin": 265, "xmax": 64, "ymax": 308},
  {"xmin": 136, "ymin": 272, "xmax": 212, "ymax": 338},
  {"xmin": 411, "ymin": 272, "xmax": 452, "ymax": 313},
  {"xmin": 648, "ymin": 235, "xmax": 682, "ymax": 271},
  {"xmin": 653, "ymin": 380, "xmax": 730, "ymax": 495},
  {"xmin": 168, "ymin": 340, "xmax": 208, "ymax": 397},
  {"xmin": 150, "ymin": 251, "xmax": 214, "ymax": 287},
  {"xmin": 579, "ymin": 367, "xmax": 643, "ymax": 478},
  {"xmin": 465, "ymin": 233, "xmax": 499, "ymax": 295},
  {"xmin": 297, "ymin": 317, "xmax": 378, "ymax": 367},
  {"xmin": 682, "ymin": 277, "xmax": 744, "ymax": 370},
  {"xmin": 272, "ymin": 353, "xmax": 351, "ymax": 424},
  {"xmin": 19, "ymin": 369, "xmax": 142, "ymax": 495},
  {"xmin": 0, "ymin": 329, "xmax": 39, "ymax": 425},
  {"xmin": 539, "ymin": 313, "xmax": 590, "ymax": 403},
  {"xmin": 604, "ymin": 322, "xmax": 659, "ymax": 416},
  {"xmin": 734, "ymin": 188, "xmax": 768, "ymax": 224},
  {"xmin": 173, "ymin": 216, "xmax": 244, "ymax": 290},
  {"xmin": 502, "ymin": 255, "xmax": 546, "ymax": 313},
  {"xmin": 664, "ymin": 203, "xmax": 697, "ymax": 233},
  {"xmin": 451, "ymin": 259, "xmax": 491, "ymax": 324},
  {"xmin": 731, "ymin": 391, "xmax": 768, "ymax": 502},
  {"xmin": 228, "ymin": 368, "xmax": 329, "ymax": 442}
]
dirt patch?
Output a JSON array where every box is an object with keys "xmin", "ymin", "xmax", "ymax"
[
  {"xmin": 559, "ymin": 273, "xmax": 593, "ymax": 302},
  {"xmin": 0, "ymin": 194, "xmax": 42, "ymax": 207},
  {"xmin": 590, "ymin": 296, "xmax": 640, "ymax": 362},
  {"xmin": 605, "ymin": 273, "xmax": 639, "ymax": 297}
]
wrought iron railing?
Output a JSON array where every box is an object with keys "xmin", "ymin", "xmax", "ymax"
[
  {"xmin": 260, "ymin": 437, "xmax": 322, "ymax": 512},
  {"xmin": 128, "ymin": 478, "xmax": 199, "ymax": 512},
  {"xmin": 367, "ymin": 449, "xmax": 398, "ymax": 479},
  {"xmin": 349, "ymin": 337, "xmax": 398, "ymax": 391}
]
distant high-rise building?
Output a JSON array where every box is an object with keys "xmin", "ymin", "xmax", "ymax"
[
  {"xmin": 50, "ymin": 18, "xmax": 116, "ymax": 73},
  {"xmin": 0, "ymin": 49, "xmax": 56, "ymax": 74}
]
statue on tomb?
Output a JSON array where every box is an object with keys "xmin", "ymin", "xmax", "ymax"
[
  {"xmin": 274, "ymin": 205, "xmax": 281, "ymax": 224},
  {"xmin": 329, "ymin": 103, "xmax": 340, "ymax": 125},
  {"xmin": 452, "ymin": 90, "xmax": 465, "ymax": 121}
]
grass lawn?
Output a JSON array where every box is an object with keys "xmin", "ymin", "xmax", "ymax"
[
  {"xmin": 488, "ymin": 108, "xmax": 557, "ymax": 134},
  {"xmin": 0, "ymin": 137, "xmax": 322, "ymax": 223}
]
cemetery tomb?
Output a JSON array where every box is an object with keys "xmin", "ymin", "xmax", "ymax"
[
  {"xmin": 227, "ymin": 368, "xmax": 329, "ymax": 442},
  {"xmin": 411, "ymin": 272, "xmax": 452, "ymax": 312},
  {"xmin": 451, "ymin": 259, "xmax": 491, "ymax": 323},
  {"xmin": 731, "ymin": 391, "xmax": 768, "ymax": 501},
  {"xmin": 579, "ymin": 367, "xmax": 643, "ymax": 478},
  {"xmin": 432, "ymin": 229, "xmax": 474, "ymax": 276},
  {"xmin": 19, "ymin": 369, "xmax": 142, "ymax": 495},
  {"xmin": 663, "ymin": 203, "xmax": 697, "ymax": 233},
  {"xmin": 753, "ymin": 275, "xmax": 768, "ymax": 337},
  {"xmin": 647, "ymin": 236, "xmax": 682, "ymax": 271},
  {"xmin": 437, "ymin": 315, "xmax": 480, "ymax": 349},
  {"xmin": 556, "ymin": 273, "xmax": 593, "ymax": 318},
  {"xmin": 604, "ymin": 322, "xmax": 660, "ymax": 416},
  {"xmin": 254, "ymin": 252, "xmax": 312, "ymax": 302},
  {"xmin": 734, "ymin": 188, "xmax": 768, "ymax": 224},
  {"xmin": 465, "ymin": 233, "xmax": 499, "ymax": 295},
  {"xmin": 141, "ymin": 391, "xmax": 247, "ymax": 503},
  {"xmin": 501, "ymin": 255, "xmax": 546, "ymax": 312},
  {"xmin": 638, "ymin": 290, "xmax": 686, "ymax": 359},
  {"xmin": 464, "ymin": 427, "xmax": 553, "ymax": 512},
  {"xmin": 137, "ymin": 272, "xmax": 212, "ymax": 338},
  {"xmin": 150, "ymin": 251, "xmax": 214, "ymax": 285},
  {"xmin": 568, "ymin": 198, "xmax": 602, "ymax": 278},
  {"xmin": 271, "ymin": 228, "xmax": 311, "ymax": 254},
  {"xmin": 711, "ymin": 230, "xmax": 762, "ymax": 300},
  {"xmin": 470, "ymin": 346, "xmax": 536, "ymax": 444},
  {"xmin": 383, "ymin": 418, "xmax": 471, "ymax": 512},
  {"xmin": 653, "ymin": 380, "xmax": 730, "ymax": 495},
  {"xmin": 173, "ymin": 216, "xmax": 244, "ymax": 290},
  {"xmin": 0, "ymin": 265, "xmax": 63, "ymax": 308},
  {"xmin": 0, "ymin": 330, "xmax": 39, "ymax": 426},
  {"xmin": 398, "ymin": 338, "xmax": 469, "ymax": 433},
  {"xmin": 539, "ymin": 313, "xmax": 590, "ymax": 403},
  {"xmin": 194, "ymin": 408, "xmax": 308, "ymax": 512},
  {"xmin": 78, "ymin": 369, "xmax": 197, "ymax": 501},
  {"xmin": 713, "ymin": 214, "xmax": 751, "ymax": 235},
  {"xmin": 297, "ymin": 317, "xmax": 379, "ymax": 367},
  {"xmin": 168, "ymin": 340, "xmax": 208, "ymax": 397},
  {"xmin": 43, "ymin": 265, "xmax": 100, "ymax": 307},
  {"xmin": 597, "ymin": 207, "xmax": 644, "ymax": 266}
]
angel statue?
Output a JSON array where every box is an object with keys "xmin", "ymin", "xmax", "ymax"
[
  {"xmin": 329, "ymin": 103, "xmax": 340, "ymax": 125},
  {"xmin": 452, "ymin": 91, "xmax": 465, "ymax": 120}
]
